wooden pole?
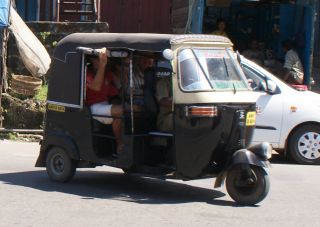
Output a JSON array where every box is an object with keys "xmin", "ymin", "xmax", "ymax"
[
  {"xmin": 0, "ymin": 27, "xmax": 10, "ymax": 129},
  {"xmin": 0, "ymin": 30, "xmax": 4, "ymax": 128},
  {"xmin": 0, "ymin": 0, "xmax": 11, "ymax": 128}
]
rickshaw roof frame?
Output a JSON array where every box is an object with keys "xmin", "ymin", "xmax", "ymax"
[{"xmin": 53, "ymin": 33, "xmax": 233, "ymax": 62}]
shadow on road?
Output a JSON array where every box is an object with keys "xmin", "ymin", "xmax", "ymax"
[
  {"xmin": 270, "ymin": 152, "xmax": 288, "ymax": 164},
  {"xmin": 270, "ymin": 152, "xmax": 298, "ymax": 165},
  {"xmin": 0, "ymin": 170, "xmax": 239, "ymax": 207}
]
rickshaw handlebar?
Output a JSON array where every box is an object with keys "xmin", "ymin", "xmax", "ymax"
[{"xmin": 76, "ymin": 47, "xmax": 128, "ymax": 58}]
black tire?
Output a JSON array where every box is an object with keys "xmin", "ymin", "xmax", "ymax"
[
  {"xmin": 46, "ymin": 147, "xmax": 76, "ymax": 183},
  {"xmin": 226, "ymin": 165, "xmax": 270, "ymax": 205},
  {"xmin": 288, "ymin": 125, "xmax": 320, "ymax": 165}
]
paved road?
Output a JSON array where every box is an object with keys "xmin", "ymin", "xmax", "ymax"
[{"xmin": 0, "ymin": 140, "xmax": 320, "ymax": 227}]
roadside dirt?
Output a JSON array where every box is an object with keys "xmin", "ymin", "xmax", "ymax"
[{"xmin": 1, "ymin": 93, "xmax": 45, "ymax": 129}]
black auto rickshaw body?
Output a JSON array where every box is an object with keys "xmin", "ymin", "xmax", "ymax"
[{"xmin": 36, "ymin": 33, "xmax": 272, "ymax": 205}]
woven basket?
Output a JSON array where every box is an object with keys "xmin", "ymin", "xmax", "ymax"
[{"xmin": 11, "ymin": 75, "xmax": 42, "ymax": 96}]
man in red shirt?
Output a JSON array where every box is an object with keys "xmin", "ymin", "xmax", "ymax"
[{"xmin": 86, "ymin": 48, "xmax": 123, "ymax": 152}]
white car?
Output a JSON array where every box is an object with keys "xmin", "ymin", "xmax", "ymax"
[{"xmin": 241, "ymin": 57, "xmax": 320, "ymax": 164}]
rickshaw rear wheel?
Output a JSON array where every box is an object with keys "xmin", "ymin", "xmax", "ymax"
[
  {"xmin": 226, "ymin": 165, "xmax": 269, "ymax": 205},
  {"xmin": 46, "ymin": 147, "xmax": 76, "ymax": 183}
]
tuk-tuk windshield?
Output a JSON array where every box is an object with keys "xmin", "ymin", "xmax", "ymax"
[{"xmin": 178, "ymin": 48, "xmax": 250, "ymax": 91}]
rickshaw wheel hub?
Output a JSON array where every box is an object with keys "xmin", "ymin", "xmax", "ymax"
[{"xmin": 52, "ymin": 155, "xmax": 65, "ymax": 173}]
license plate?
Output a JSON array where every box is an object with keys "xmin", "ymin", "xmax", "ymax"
[{"xmin": 246, "ymin": 111, "xmax": 256, "ymax": 126}]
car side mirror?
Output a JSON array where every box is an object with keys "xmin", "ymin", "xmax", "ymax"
[{"xmin": 261, "ymin": 79, "xmax": 277, "ymax": 94}]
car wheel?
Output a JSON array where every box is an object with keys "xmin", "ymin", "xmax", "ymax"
[
  {"xmin": 46, "ymin": 147, "xmax": 76, "ymax": 182},
  {"xmin": 288, "ymin": 125, "xmax": 320, "ymax": 165},
  {"xmin": 226, "ymin": 165, "xmax": 270, "ymax": 205}
]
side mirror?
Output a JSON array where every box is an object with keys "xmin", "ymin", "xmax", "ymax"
[
  {"xmin": 261, "ymin": 79, "xmax": 277, "ymax": 94},
  {"xmin": 163, "ymin": 49, "xmax": 174, "ymax": 61}
]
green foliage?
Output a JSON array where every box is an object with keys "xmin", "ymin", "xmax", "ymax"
[
  {"xmin": 39, "ymin": 31, "xmax": 51, "ymax": 42},
  {"xmin": 0, "ymin": 132, "xmax": 18, "ymax": 140},
  {"xmin": 34, "ymin": 85, "xmax": 48, "ymax": 101},
  {"xmin": 52, "ymin": 41, "xmax": 58, "ymax": 47}
]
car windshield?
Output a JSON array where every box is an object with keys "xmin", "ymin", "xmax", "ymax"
[{"xmin": 178, "ymin": 48, "xmax": 250, "ymax": 91}]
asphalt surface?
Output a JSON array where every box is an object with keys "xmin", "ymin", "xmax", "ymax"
[{"xmin": 0, "ymin": 140, "xmax": 320, "ymax": 227}]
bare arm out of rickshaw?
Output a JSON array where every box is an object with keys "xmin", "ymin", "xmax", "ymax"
[{"xmin": 87, "ymin": 48, "xmax": 108, "ymax": 91}]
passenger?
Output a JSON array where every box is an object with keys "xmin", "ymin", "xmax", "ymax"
[
  {"xmin": 107, "ymin": 57, "xmax": 142, "ymax": 112},
  {"xmin": 107, "ymin": 57, "xmax": 130, "ymax": 103},
  {"xmin": 281, "ymin": 39, "xmax": 304, "ymax": 85},
  {"xmin": 85, "ymin": 47, "xmax": 124, "ymax": 153},
  {"xmin": 131, "ymin": 56, "xmax": 154, "ymax": 105}
]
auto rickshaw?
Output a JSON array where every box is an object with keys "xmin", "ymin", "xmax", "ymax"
[{"xmin": 35, "ymin": 33, "xmax": 272, "ymax": 205}]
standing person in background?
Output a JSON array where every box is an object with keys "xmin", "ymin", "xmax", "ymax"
[
  {"xmin": 211, "ymin": 18, "xmax": 228, "ymax": 37},
  {"xmin": 281, "ymin": 39, "xmax": 304, "ymax": 85},
  {"xmin": 242, "ymin": 39, "xmax": 265, "ymax": 66}
]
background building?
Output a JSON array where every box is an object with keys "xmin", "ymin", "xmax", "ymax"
[{"xmin": 12, "ymin": 0, "xmax": 320, "ymax": 86}]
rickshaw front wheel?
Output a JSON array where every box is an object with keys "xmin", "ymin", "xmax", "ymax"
[
  {"xmin": 46, "ymin": 147, "xmax": 76, "ymax": 183},
  {"xmin": 226, "ymin": 165, "xmax": 269, "ymax": 205}
]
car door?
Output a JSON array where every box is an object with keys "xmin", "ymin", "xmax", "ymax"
[{"xmin": 241, "ymin": 64, "xmax": 284, "ymax": 146}]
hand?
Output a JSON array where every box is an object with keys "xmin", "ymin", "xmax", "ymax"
[{"xmin": 99, "ymin": 47, "xmax": 108, "ymax": 66}]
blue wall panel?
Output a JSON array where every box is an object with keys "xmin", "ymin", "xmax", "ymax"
[{"xmin": 16, "ymin": 0, "xmax": 38, "ymax": 21}]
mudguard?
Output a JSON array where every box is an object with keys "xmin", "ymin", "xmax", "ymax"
[
  {"xmin": 35, "ymin": 133, "xmax": 80, "ymax": 167},
  {"xmin": 214, "ymin": 149, "xmax": 270, "ymax": 188}
]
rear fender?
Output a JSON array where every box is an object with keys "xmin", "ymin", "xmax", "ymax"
[
  {"xmin": 214, "ymin": 149, "xmax": 269, "ymax": 188},
  {"xmin": 35, "ymin": 134, "xmax": 80, "ymax": 167}
]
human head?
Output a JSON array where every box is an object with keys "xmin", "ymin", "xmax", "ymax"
[
  {"xmin": 249, "ymin": 39, "xmax": 259, "ymax": 50},
  {"xmin": 217, "ymin": 19, "xmax": 226, "ymax": 32},
  {"xmin": 138, "ymin": 56, "xmax": 154, "ymax": 71},
  {"xmin": 87, "ymin": 55, "xmax": 100, "ymax": 71},
  {"xmin": 109, "ymin": 57, "xmax": 130, "ymax": 76},
  {"xmin": 282, "ymin": 39, "xmax": 294, "ymax": 52}
]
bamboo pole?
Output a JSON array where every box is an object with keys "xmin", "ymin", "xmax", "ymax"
[{"xmin": 0, "ymin": 0, "xmax": 12, "ymax": 128}]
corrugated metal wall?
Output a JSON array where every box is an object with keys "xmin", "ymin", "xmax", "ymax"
[
  {"xmin": 15, "ymin": 0, "xmax": 39, "ymax": 21},
  {"xmin": 100, "ymin": 0, "xmax": 172, "ymax": 33},
  {"xmin": 171, "ymin": 0, "xmax": 190, "ymax": 34},
  {"xmin": 38, "ymin": 0, "xmax": 172, "ymax": 32}
]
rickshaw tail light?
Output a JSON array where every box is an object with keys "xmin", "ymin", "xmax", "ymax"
[{"xmin": 188, "ymin": 106, "xmax": 218, "ymax": 117}]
